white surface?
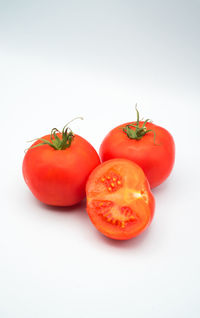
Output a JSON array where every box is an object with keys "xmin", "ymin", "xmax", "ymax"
[{"xmin": 0, "ymin": 1, "xmax": 200, "ymax": 317}]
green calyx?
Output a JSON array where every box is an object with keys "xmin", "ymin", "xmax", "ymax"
[
  {"xmin": 28, "ymin": 117, "xmax": 83, "ymax": 151},
  {"xmin": 122, "ymin": 105, "xmax": 156, "ymax": 142}
]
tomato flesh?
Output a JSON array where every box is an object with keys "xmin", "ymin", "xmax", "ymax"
[{"xmin": 86, "ymin": 158, "xmax": 155, "ymax": 240}]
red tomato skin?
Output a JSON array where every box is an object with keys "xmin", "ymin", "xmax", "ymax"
[
  {"xmin": 99, "ymin": 122, "xmax": 175, "ymax": 188},
  {"xmin": 23, "ymin": 134, "xmax": 100, "ymax": 206}
]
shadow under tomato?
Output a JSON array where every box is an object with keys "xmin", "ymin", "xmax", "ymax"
[
  {"xmin": 35, "ymin": 197, "xmax": 87, "ymax": 215},
  {"xmin": 94, "ymin": 226, "xmax": 153, "ymax": 249},
  {"xmin": 33, "ymin": 196, "xmax": 154, "ymax": 248},
  {"xmin": 151, "ymin": 178, "xmax": 172, "ymax": 196}
]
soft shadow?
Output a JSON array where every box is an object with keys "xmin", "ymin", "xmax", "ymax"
[
  {"xmin": 152, "ymin": 173, "xmax": 176, "ymax": 197},
  {"xmin": 35, "ymin": 197, "xmax": 87, "ymax": 215},
  {"xmin": 152, "ymin": 180, "xmax": 170, "ymax": 196},
  {"xmin": 95, "ymin": 226, "xmax": 153, "ymax": 249},
  {"xmin": 33, "ymin": 196, "xmax": 154, "ymax": 248}
]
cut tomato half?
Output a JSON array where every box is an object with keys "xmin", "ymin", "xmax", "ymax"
[{"xmin": 86, "ymin": 158, "xmax": 155, "ymax": 240}]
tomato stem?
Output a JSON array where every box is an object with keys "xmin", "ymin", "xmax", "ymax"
[
  {"xmin": 122, "ymin": 105, "xmax": 156, "ymax": 142},
  {"xmin": 27, "ymin": 117, "xmax": 83, "ymax": 151}
]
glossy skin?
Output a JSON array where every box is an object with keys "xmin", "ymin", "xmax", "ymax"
[
  {"xmin": 86, "ymin": 158, "xmax": 155, "ymax": 240},
  {"xmin": 99, "ymin": 122, "xmax": 175, "ymax": 188},
  {"xmin": 23, "ymin": 134, "xmax": 100, "ymax": 206}
]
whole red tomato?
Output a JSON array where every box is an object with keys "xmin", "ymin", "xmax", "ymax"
[
  {"xmin": 86, "ymin": 158, "xmax": 155, "ymax": 240},
  {"xmin": 23, "ymin": 119, "xmax": 100, "ymax": 206},
  {"xmin": 99, "ymin": 108, "xmax": 175, "ymax": 188}
]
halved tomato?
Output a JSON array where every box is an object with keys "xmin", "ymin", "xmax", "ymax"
[{"xmin": 86, "ymin": 158, "xmax": 155, "ymax": 240}]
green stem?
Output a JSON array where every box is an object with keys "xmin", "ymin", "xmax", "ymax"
[
  {"xmin": 27, "ymin": 117, "xmax": 83, "ymax": 151},
  {"xmin": 122, "ymin": 105, "xmax": 156, "ymax": 142}
]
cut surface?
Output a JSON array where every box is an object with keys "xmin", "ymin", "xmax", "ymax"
[{"xmin": 86, "ymin": 158, "xmax": 155, "ymax": 240}]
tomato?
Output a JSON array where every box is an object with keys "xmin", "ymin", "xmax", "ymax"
[
  {"xmin": 99, "ymin": 109, "xmax": 175, "ymax": 188},
  {"xmin": 86, "ymin": 158, "xmax": 155, "ymax": 240},
  {"xmin": 23, "ymin": 120, "xmax": 100, "ymax": 206}
]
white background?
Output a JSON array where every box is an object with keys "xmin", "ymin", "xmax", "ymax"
[{"xmin": 0, "ymin": 1, "xmax": 200, "ymax": 317}]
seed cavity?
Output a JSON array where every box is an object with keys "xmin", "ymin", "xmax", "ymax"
[
  {"xmin": 92, "ymin": 200, "xmax": 137, "ymax": 229},
  {"xmin": 92, "ymin": 200, "xmax": 114, "ymax": 209},
  {"xmin": 121, "ymin": 221, "xmax": 125, "ymax": 228},
  {"xmin": 100, "ymin": 171, "xmax": 123, "ymax": 193}
]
